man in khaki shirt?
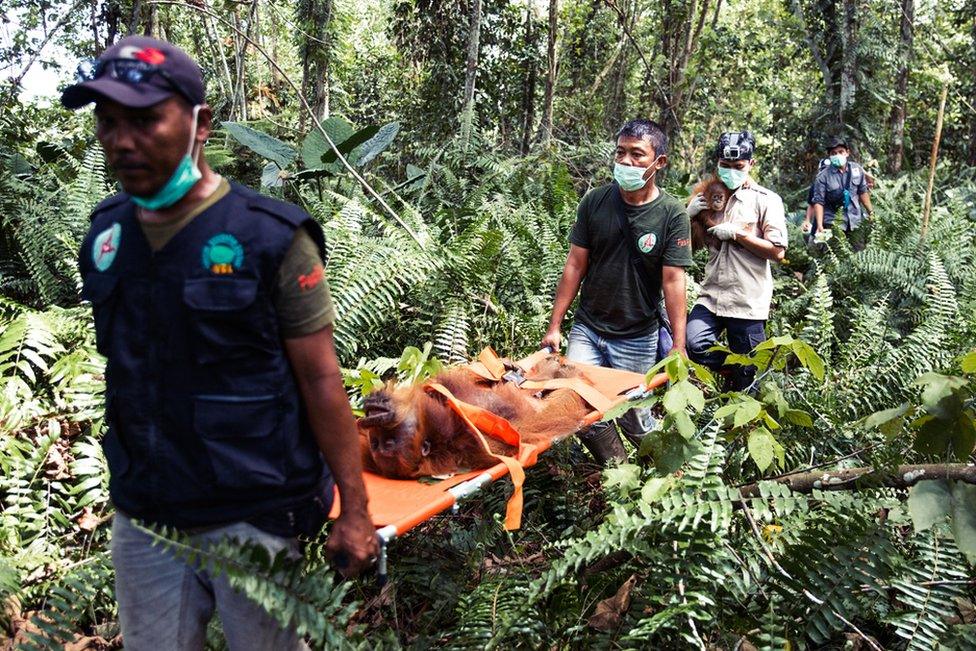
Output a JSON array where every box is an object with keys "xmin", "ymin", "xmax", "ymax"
[{"xmin": 686, "ymin": 131, "xmax": 787, "ymax": 391}]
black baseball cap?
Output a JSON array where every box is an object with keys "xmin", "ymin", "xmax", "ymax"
[
  {"xmin": 717, "ymin": 131, "xmax": 755, "ymax": 161},
  {"xmin": 826, "ymin": 135, "xmax": 849, "ymax": 151},
  {"xmin": 61, "ymin": 36, "xmax": 205, "ymax": 109}
]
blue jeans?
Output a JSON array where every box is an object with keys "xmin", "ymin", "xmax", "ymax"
[
  {"xmin": 111, "ymin": 512, "xmax": 309, "ymax": 651},
  {"xmin": 686, "ymin": 304, "xmax": 766, "ymax": 391},
  {"xmin": 566, "ymin": 322, "xmax": 657, "ymax": 445}
]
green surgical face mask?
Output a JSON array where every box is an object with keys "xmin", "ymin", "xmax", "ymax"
[
  {"xmin": 613, "ymin": 160, "xmax": 659, "ymax": 192},
  {"xmin": 829, "ymin": 153, "xmax": 848, "ymax": 168},
  {"xmin": 717, "ymin": 165, "xmax": 748, "ymax": 190},
  {"xmin": 131, "ymin": 105, "xmax": 203, "ymax": 211}
]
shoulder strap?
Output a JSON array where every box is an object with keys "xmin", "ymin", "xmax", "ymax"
[
  {"xmin": 89, "ymin": 193, "xmax": 130, "ymax": 221},
  {"xmin": 612, "ymin": 187, "xmax": 670, "ymax": 332},
  {"xmin": 425, "ymin": 382, "xmax": 533, "ymax": 530}
]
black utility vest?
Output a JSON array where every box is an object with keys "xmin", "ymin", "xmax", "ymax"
[{"xmin": 79, "ymin": 182, "xmax": 332, "ymax": 531}]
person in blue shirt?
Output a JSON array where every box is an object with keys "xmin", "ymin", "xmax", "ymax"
[{"xmin": 802, "ymin": 136, "xmax": 874, "ymax": 250}]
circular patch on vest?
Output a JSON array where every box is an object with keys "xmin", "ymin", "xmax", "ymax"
[
  {"xmin": 202, "ymin": 233, "xmax": 244, "ymax": 275},
  {"xmin": 92, "ymin": 223, "xmax": 121, "ymax": 272},
  {"xmin": 637, "ymin": 232, "xmax": 657, "ymax": 253}
]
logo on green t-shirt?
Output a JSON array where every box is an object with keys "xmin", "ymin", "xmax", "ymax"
[{"xmin": 637, "ymin": 232, "xmax": 657, "ymax": 253}]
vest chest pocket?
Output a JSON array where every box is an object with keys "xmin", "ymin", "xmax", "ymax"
[
  {"xmin": 182, "ymin": 277, "xmax": 276, "ymax": 365},
  {"xmin": 81, "ymin": 273, "xmax": 120, "ymax": 356},
  {"xmin": 194, "ymin": 394, "xmax": 286, "ymax": 490}
]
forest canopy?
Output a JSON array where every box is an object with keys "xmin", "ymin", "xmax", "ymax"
[{"xmin": 1, "ymin": 0, "xmax": 976, "ymax": 649}]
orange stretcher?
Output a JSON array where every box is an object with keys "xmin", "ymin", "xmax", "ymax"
[{"xmin": 330, "ymin": 348, "xmax": 668, "ymax": 582}]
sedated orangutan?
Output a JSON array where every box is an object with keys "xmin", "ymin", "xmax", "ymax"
[
  {"xmin": 358, "ymin": 355, "xmax": 593, "ymax": 479},
  {"xmin": 689, "ymin": 175, "xmax": 732, "ymax": 250}
]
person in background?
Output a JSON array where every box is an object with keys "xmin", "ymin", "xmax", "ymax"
[
  {"xmin": 801, "ymin": 156, "xmax": 830, "ymax": 241},
  {"xmin": 62, "ymin": 35, "xmax": 376, "ymax": 649},
  {"xmin": 686, "ymin": 131, "xmax": 788, "ymax": 392},
  {"xmin": 802, "ymin": 136, "xmax": 874, "ymax": 250},
  {"xmin": 541, "ymin": 118, "xmax": 692, "ymax": 463}
]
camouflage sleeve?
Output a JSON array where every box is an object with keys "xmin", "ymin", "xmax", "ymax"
[{"xmin": 273, "ymin": 226, "xmax": 337, "ymax": 338}]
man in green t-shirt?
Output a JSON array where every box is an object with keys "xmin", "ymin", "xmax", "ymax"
[{"xmin": 542, "ymin": 119, "xmax": 692, "ymax": 462}]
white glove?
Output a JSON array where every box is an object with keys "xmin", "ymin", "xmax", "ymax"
[
  {"xmin": 687, "ymin": 193, "xmax": 708, "ymax": 218},
  {"xmin": 813, "ymin": 229, "xmax": 833, "ymax": 244},
  {"xmin": 708, "ymin": 222, "xmax": 740, "ymax": 241}
]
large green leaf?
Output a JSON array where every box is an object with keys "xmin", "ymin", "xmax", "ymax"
[
  {"xmin": 747, "ymin": 427, "xmax": 776, "ymax": 472},
  {"xmin": 734, "ymin": 398, "xmax": 763, "ymax": 428},
  {"xmin": 791, "ymin": 339, "xmax": 825, "ymax": 381},
  {"xmin": 640, "ymin": 476, "xmax": 673, "ymax": 503},
  {"xmin": 916, "ymin": 372, "xmax": 968, "ymax": 420},
  {"xmin": 907, "ymin": 480, "xmax": 952, "ymax": 531},
  {"xmin": 783, "ymin": 409, "xmax": 813, "ymax": 428},
  {"xmin": 260, "ymin": 162, "xmax": 285, "ymax": 188},
  {"xmin": 662, "ymin": 379, "xmax": 703, "ymax": 414},
  {"xmin": 642, "ymin": 431, "xmax": 702, "ymax": 473},
  {"xmin": 351, "ymin": 122, "xmax": 400, "ymax": 166},
  {"xmin": 222, "ymin": 122, "xmax": 297, "ymax": 169},
  {"xmin": 672, "ymin": 411, "xmax": 696, "ymax": 439},
  {"xmin": 960, "ymin": 350, "xmax": 976, "ymax": 374},
  {"xmin": 951, "ymin": 482, "xmax": 976, "ymax": 565},
  {"xmin": 321, "ymin": 125, "xmax": 376, "ymax": 167},
  {"xmin": 861, "ymin": 402, "xmax": 911, "ymax": 438},
  {"xmin": 300, "ymin": 117, "xmax": 356, "ymax": 169}
]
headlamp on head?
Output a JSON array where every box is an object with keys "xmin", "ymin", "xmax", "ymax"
[{"xmin": 717, "ymin": 131, "xmax": 755, "ymax": 161}]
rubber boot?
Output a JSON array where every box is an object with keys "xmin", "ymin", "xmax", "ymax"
[{"xmin": 579, "ymin": 422, "xmax": 627, "ymax": 465}]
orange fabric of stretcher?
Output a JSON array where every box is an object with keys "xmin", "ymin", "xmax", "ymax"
[{"xmin": 330, "ymin": 359, "xmax": 663, "ymax": 534}]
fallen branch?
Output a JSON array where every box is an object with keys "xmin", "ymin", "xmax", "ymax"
[{"xmin": 738, "ymin": 464, "xmax": 976, "ymax": 498}]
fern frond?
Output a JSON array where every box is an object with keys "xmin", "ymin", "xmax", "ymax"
[{"xmin": 888, "ymin": 527, "xmax": 971, "ymax": 651}]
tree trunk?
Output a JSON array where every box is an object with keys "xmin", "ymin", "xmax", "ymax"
[
  {"xmin": 460, "ymin": 0, "xmax": 483, "ymax": 146},
  {"xmin": 539, "ymin": 0, "xmax": 558, "ymax": 149},
  {"xmin": 967, "ymin": 11, "xmax": 976, "ymax": 167},
  {"xmin": 886, "ymin": 0, "xmax": 914, "ymax": 174},
  {"xmin": 519, "ymin": 10, "xmax": 538, "ymax": 155},
  {"xmin": 128, "ymin": 0, "xmax": 143, "ymax": 35},
  {"xmin": 791, "ymin": 0, "xmax": 833, "ymax": 105},
  {"xmin": 147, "ymin": 4, "xmax": 158, "ymax": 37},
  {"xmin": 654, "ymin": 0, "xmax": 711, "ymax": 142},
  {"xmin": 838, "ymin": 0, "xmax": 858, "ymax": 126},
  {"xmin": 297, "ymin": 0, "xmax": 333, "ymax": 131}
]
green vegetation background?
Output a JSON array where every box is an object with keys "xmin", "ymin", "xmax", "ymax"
[{"xmin": 2, "ymin": 0, "xmax": 976, "ymax": 648}]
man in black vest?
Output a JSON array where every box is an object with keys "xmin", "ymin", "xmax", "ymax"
[{"xmin": 63, "ymin": 36, "xmax": 376, "ymax": 649}]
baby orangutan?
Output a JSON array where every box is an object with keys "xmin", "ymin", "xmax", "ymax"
[
  {"xmin": 688, "ymin": 175, "xmax": 732, "ymax": 250},
  {"xmin": 358, "ymin": 355, "xmax": 592, "ymax": 479}
]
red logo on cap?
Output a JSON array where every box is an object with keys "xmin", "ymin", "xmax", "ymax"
[{"xmin": 134, "ymin": 47, "xmax": 166, "ymax": 65}]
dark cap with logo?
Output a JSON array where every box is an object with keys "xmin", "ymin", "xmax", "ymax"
[
  {"xmin": 716, "ymin": 131, "xmax": 755, "ymax": 161},
  {"xmin": 61, "ymin": 36, "xmax": 205, "ymax": 109}
]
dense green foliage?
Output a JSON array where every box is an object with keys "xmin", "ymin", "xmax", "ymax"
[{"xmin": 2, "ymin": 0, "xmax": 976, "ymax": 648}]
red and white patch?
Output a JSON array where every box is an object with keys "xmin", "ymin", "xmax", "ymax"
[
  {"xmin": 637, "ymin": 232, "xmax": 657, "ymax": 253},
  {"xmin": 297, "ymin": 264, "xmax": 324, "ymax": 291},
  {"xmin": 117, "ymin": 45, "xmax": 166, "ymax": 65}
]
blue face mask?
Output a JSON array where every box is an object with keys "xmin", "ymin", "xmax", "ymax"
[
  {"xmin": 613, "ymin": 160, "xmax": 660, "ymax": 192},
  {"xmin": 131, "ymin": 105, "xmax": 203, "ymax": 211},
  {"xmin": 717, "ymin": 165, "xmax": 749, "ymax": 190},
  {"xmin": 829, "ymin": 153, "xmax": 848, "ymax": 168}
]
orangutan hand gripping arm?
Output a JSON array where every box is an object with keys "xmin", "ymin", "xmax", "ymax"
[
  {"xmin": 285, "ymin": 325, "xmax": 378, "ymax": 578},
  {"xmin": 541, "ymin": 245, "xmax": 589, "ymax": 351}
]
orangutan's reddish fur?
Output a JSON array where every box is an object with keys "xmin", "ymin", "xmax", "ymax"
[
  {"xmin": 689, "ymin": 175, "xmax": 732, "ymax": 250},
  {"xmin": 358, "ymin": 356, "xmax": 592, "ymax": 478}
]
